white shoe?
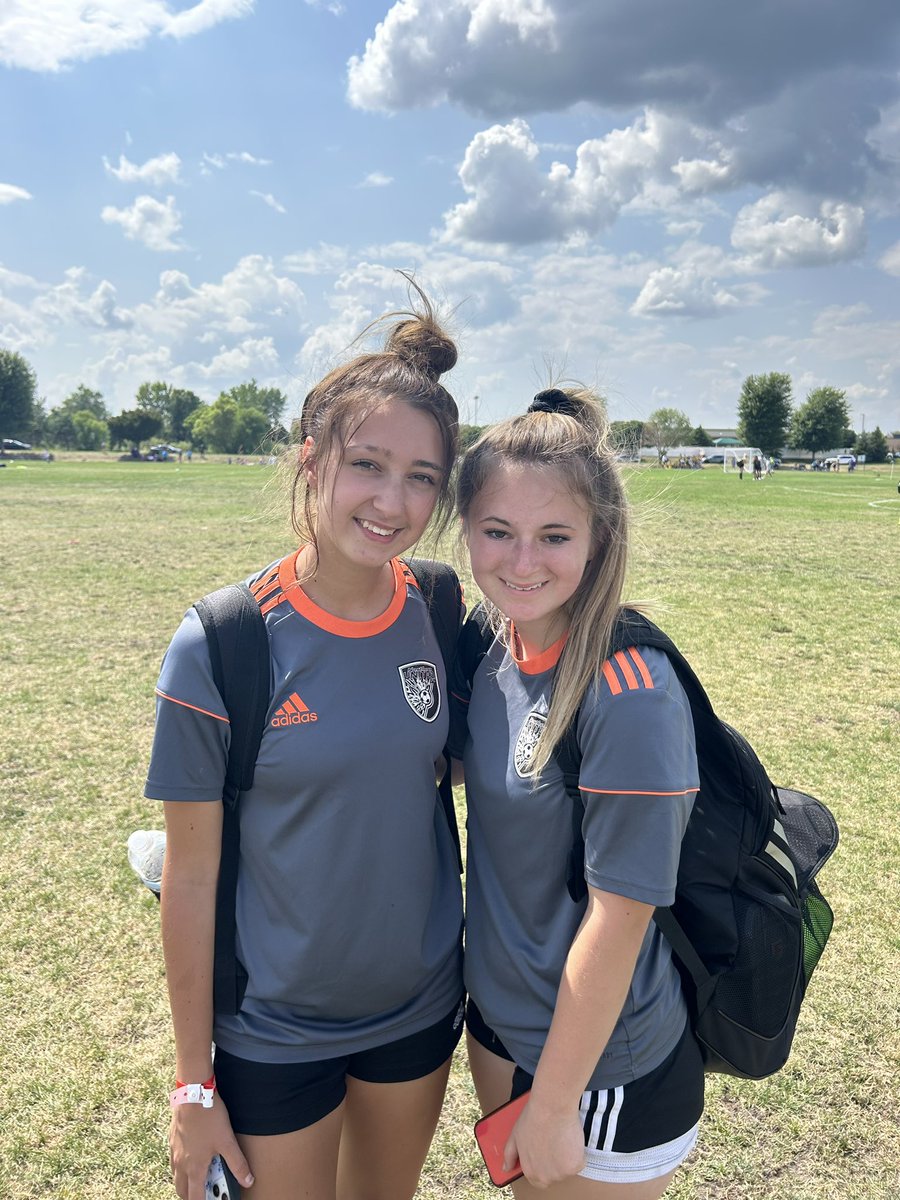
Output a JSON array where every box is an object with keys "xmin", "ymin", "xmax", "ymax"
[{"xmin": 127, "ymin": 829, "xmax": 166, "ymax": 894}]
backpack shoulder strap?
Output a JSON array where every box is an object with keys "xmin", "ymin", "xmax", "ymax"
[
  {"xmin": 404, "ymin": 558, "xmax": 464, "ymax": 873},
  {"xmin": 404, "ymin": 558, "xmax": 462, "ymax": 680},
  {"xmin": 193, "ymin": 581, "xmax": 270, "ymax": 1015},
  {"xmin": 456, "ymin": 600, "xmax": 494, "ymax": 688},
  {"xmin": 194, "ymin": 582, "xmax": 271, "ymax": 804}
]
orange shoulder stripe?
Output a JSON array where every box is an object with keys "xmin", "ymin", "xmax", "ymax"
[
  {"xmin": 627, "ymin": 646, "xmax": 654, "ymax": 689},
  {"xmin": 579, "ymin": 785, "xmax": 699, "ymax": 797},
  {"xmin": 251, "ymin": 576, "xmax": 281, "ymax": 604},
  {"xmin": 601, "ymin": 660, "xmax": 622, "ymax": 695},
  {"xmin": 614, "ymin": 649, "xmax": 639, "ymax": 690},
  {"xmin": 156, "ymin": 688, "xmax": 229, "ymax": 724}
]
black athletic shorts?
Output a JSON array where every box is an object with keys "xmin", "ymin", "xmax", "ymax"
[
  {"xmin": 466, "ymin": 1000, "xmax": 704, "ymax": 1159},
  {"xmin": 215, "ymin": 998, "xmax": 465, "ymax": 1136}
]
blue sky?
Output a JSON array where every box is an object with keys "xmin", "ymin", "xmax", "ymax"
[{"xmin": 2, "ymin": 0, "xmax": 899, "ymax": 434}]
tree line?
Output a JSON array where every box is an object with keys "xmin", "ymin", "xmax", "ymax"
[
  {"xmin": 0, "ymin": 349, "xmax": 288, "ymax": 455},
  {"xmin": 1, "ymin": 349, "xmax": 894, "ymax": 463},
  {"xmin": 613, "ymin": 374, "xmax": 892, "ymax": 463}
]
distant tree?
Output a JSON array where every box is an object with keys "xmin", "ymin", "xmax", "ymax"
[
  {"xmin": 135, "ymin": 381, "xmax": 201, "ymax": 442},
  {"xmin": 609, "ymin": 419, "xmax": 645, "ymax": 455},
  {"xmin": 789, "ymin": 386, "xmax": 850, "ymax": 458},
  {"xmin": 46, "ymin": 385, "xmax": 110, "ymax": 448},
  {"xmin": 223, "ymin": 380, "xmax": 288, "ymax": 426},
  {"xmin": 267, "ymin": 422, "xmax": 290, "ymax": 450},
  {"xmin": 136, "ymin": 380, "xmax": 173, "ymax": 422},
  {"xmin": 71, "ymin": 411, "xmax": 107, "ymax": 450},
  {"xmin": 644, "ymin": 408, "xmax": 692, "ymax": 463},
  {"xmin": 855, "ymin": 426, "xmax": 888, "ymax": 464},
  {"xmin": 690, "ymin": 425, "xmax": 713, "ymax": 447},
  {"xmin": 459, "ymin": 423, "xmax": 486, "ymax": 451},
  {"xmin": 737, "ymin": 373, "xmax": 792, "ymax": 455},
  {"xmin": 108, "ymin": 409, "xmax": 163, "ymax": 451},
  {"xmin": 188, "ymin": 396, "xmax": 269, "ymax": 454},
  {"xmin": 0, "ymin": 348, "xmax": 38, "ymax": 444},
  {"xmin": 30, "ymin": 399, "xmax": 49, "ymax": 446},
  {"xmin": 46, "ymin": 410, "xmax": 78, "ymax": 449},
  {"xmin": 60, "ymin": 384, "xmax": 108, "ymax": 420},
  {"xmin": 168, "ymin": 388, "xmax": 202, "ymax": 442}
]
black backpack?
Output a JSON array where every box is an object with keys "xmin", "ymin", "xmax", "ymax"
[
  {"xmin": 194, "ymin": 558, "xmax": 464, "ymax": 1017},
  {"xmin": 459, "ymin": 604, "xmax": 839, "ymax": 1079}
]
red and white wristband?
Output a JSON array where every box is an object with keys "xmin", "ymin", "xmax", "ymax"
[{"xmin": 169, "ymin": 1074, "xmax": 216, "ymax": 1109}]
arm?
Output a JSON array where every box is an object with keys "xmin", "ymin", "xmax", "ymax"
[
  {"xmin": 504, "ymin": 885, "xmax": 654, "ymax": 1188},
  {"xmin": 161, "ymin": 801, "xmax": 254, "ymax": 1198}
]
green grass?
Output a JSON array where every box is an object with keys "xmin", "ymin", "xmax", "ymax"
[{"xmin": 2, "ymin": 459, "xmax": 898, "ymax": 1199}]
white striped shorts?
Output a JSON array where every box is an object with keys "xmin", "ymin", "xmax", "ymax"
[{"xmin": 513, "ymin": 1020, "xmax": 704, "ymax": 1184}]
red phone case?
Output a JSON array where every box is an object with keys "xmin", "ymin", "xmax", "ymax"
[{"xmin": 474, "ymin": 1090, "xmax": 530, "ymax": 1187}]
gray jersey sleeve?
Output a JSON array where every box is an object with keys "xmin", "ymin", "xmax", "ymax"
[
  {"xmin": 577, "ymin": 646, "xmax": 699, "ymax": 906},
  {"xmin": 144, "ymin": 607, "xmax": 231, "ymax": 802}
]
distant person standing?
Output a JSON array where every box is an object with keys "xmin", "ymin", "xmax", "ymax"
[
  {"xmin": 752, "ymin": 455, "xmax": 762, "ymax": 481},
  {"xmin": 737, "ymin": 456, "xmax": 745, "ymax": 480}
]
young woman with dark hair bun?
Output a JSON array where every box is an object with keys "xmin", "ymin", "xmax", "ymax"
[{"xmin": 145, "ymin": 282, "xmax": 465, "ymax": 1200}]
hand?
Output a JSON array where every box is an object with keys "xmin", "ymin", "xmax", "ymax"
[
  {"xmin": 169, "ymin": 1097, "xmax": 254, "ymax": 1199},
  {"xmin": 503, "ymin": 1097, "xmax": 586, "ymax": 1190}
]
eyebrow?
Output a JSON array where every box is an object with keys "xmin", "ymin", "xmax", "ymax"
[
  {"xmin": 477, "ymin": 515, "xmax": 576, "ymax": 530},
  {"xmin": 350, "ymin": 442, "xmax": 444, "ymax": 473}
]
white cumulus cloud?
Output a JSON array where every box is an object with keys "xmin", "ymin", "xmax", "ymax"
[
  {"xmin": 196, "ymin": 336, "xmax": 281, "ymax": 378},
  {"xmin": 442, "ymin": 112, "xmax": 733, "ymax": 245},
  {"xmin": 632, "ymin": 266, "xmax": 749, "ymax": 319},
  {"xmin": 100, "ymin": 195, "xmax": 183, "ymax": 251},
  {"xmin": 877, "ymin": 240, "xmax": 900, "ymax": 276},
  {"xmin": 0, "ymin": 183, "xmax": 32, "ymax": 204},
  {"xmin": 228, "ymin": 151, "xmax": 272, "ymax": 166},
  {"xmin": 347, "ymin": 0, "xmax": 900, "ymax": 213},
  {"xmin": 250, "ymin": 191, "xmax": 287, "ymax": 214},
  {"xmin": 358, "ymin": 172, "xmax": 394, "ymax": 188},
  {"xmin": 103, "ymin": 152, "xmax": 182, "ymax": 187},
  {"xmin": 347, "ymin": 0, "xmax": 900, "ymax": 123},
  {"xmin": 0, "ymin": 1, "xmax": 255, "ymax": 72},
  {"xmin": 731, "ymin": 193, "xmax": 866, "ymax": 269}
]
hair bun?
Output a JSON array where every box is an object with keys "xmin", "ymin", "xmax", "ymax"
[
  {"xmin": 528, "ymin": 388, "xmax": 578, "ymax": 416},
  {"xmin": 387, "ymin": 318, "xmax": 457, "ymax": 380}
]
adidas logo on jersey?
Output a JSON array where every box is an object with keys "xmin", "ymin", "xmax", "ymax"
[{"xmin": 271, "ymin": 691, "xmax": 318, "ymax": 727}]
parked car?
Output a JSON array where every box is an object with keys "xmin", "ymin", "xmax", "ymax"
[
  {"xmin": 702, "ymin": 453, "xmax": 725, "ymax": 464},
  {"xmin": 2, "ymin": 438, "xmax": 31, "ymax": 450}
]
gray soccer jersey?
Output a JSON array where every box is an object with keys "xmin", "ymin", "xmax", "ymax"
[
  {"xmin": 145, "ymin": 554, "xmax": 464, "ymax": 1062},
  {"xmin": 454, "ymin": 628, "xmax": 699, "ymax": 1089}
]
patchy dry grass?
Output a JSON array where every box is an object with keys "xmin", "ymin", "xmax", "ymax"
[{"xmin": 1, "ymin": 459, "xmax": 897, "ymax": 1199}]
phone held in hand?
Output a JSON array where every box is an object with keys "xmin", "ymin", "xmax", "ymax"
[
  {"xmin": 206, "ymin": 1155, "xmax": 240, "ymax": 1199},
  {"xmin": 474, "ymin": 1090, "xmax": 530, "ymax": 1187}
]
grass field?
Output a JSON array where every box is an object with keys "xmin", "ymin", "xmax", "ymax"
[{"xmin": 1, "ymin": 457, "xmax": 898, "ymax": 1200}]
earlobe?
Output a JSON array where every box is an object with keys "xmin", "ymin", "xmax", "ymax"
[{"xmin": 301, "ymin": 435, "xmax": 317, "ymax": 488}]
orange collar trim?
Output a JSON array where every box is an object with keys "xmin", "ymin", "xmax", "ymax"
[
  {"xmin": 510, "ymin": 623, "xmax": 568, "ymax": 675},
  {"xmin": 277, "ymin": 551, "xmax": 407, "ymax": 638}
]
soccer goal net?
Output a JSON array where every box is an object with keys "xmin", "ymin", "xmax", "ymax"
[{"xmin": 723, "ymin": 447, "xmax": 763, "ymax": 473}]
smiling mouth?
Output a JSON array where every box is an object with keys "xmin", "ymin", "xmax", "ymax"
[
  {"xmin": 501, "ymin": 579, "xmax": 546, "ymax": 592},
  {"xmin": 357, "ymin": 518, "xmax": 398, "ymax": 538}
]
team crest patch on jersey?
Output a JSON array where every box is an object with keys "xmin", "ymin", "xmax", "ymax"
[
  {"xmin": 398, "ymin": 661, "xmax": 441, "ymax": 723},
  {"xmin": 514, "ymin": 710, "xmax": 547, "ymax": 777}
]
